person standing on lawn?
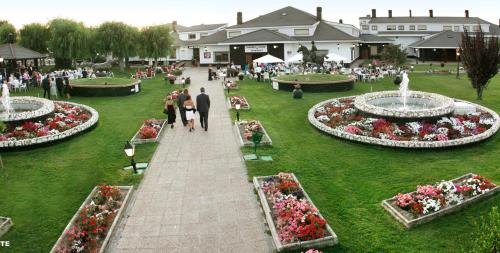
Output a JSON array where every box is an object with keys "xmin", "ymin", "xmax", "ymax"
[
  {"xmin": 177, "ymin": 89, "xmax": 189, "ymax": 126},
  {"xmin": 42, "ymin": 74, "xmax": 51, "ymax": 99},
  {"xmin": 196, "ymin": 87, "xmax": 210, "ymax": 131}
]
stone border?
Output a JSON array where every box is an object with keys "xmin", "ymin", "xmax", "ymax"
[
  {"xmin": 130, "ymin": 120, "xmax": 167, "ymax": 145},
  {"xmin": 0, "ymin": 101, "xmax": 99, "ymax": 149},
  {"xmin": 253, "ymin": 173, "xmax": 338, "ymax": 252},
  {"xmin": 308, "ymin": 96, "xmax": 500, "ymax": 148},
  {"xmin": 354, "ymin": 91, "xmax": 455, "ymax": 119},
  {"xmin": 0, "ymin": 217, "xmax": 13, "ymax": 238},
  {"xmin": 0, "ymin": 96, "xmax": 55, "ymax": 122},
  {"xmin": 227, "ymin": 97, "xmax": 251, "ymax": 110},
  {"xmin": 50, "ymin": 186, "xmax": 133, "ymax": 253},
  {"xmin": 382, "ymin": 173, "xmax": 500, "ymax": 228},
  {"xmin": 234, "ymin": 120, "xmax": 273, "ymax": 147}
]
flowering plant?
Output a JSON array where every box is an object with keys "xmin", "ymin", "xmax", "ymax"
[
  {"xmin": 239, "ymin": 120, "xmax": 263, "ymax": 140},
  {"xmin": 138, "ymin": 120, "xmax": 163, "ymax": 139},
  {"xmin": 229, "ymin": 96, "xmax": 249, "ymax": 108},
  {"xmin": 302, "ymin": 249, "xmax": 323, "ymax": 253},
  {"xmin": 168, "ymin": 90, "xmax": 180, "ymax": 100}
]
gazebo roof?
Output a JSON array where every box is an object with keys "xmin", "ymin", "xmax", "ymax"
[{"xmin": 0, "ymin": 44, "xmax": 47, "ymax": 60}]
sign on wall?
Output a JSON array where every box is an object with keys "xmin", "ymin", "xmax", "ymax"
[{"xmin": 245, "ymin": 45, "xmax": 267, "ymax": 53}]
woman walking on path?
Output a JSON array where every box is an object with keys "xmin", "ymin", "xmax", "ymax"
[
  {"xmin": 164, "ymin": 95, "xmax": 176, "ymax": 128},
  {"xmin": 183, "ymin": 95, "xmax": 196, "ymax": 132}
]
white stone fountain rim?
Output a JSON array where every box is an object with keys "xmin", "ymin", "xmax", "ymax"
[
  {"xmin": 354, "ymin": 91, "xmax": 456, "ymax": 119},
  {"xmin": 0, "ymin": 96, "xmax": 55, "ymax": 122},
  {"xmin": 0, "ymin": 101, "xmax": 99, "ymax": 148},
  {"xmin": 309, "ymin": 96, "xmax": 500, "ymax": 148}
]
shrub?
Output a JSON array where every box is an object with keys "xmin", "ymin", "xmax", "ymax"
[{"xmin": 466, "ymin": 207, "xmax": 499, "ymax": 253}]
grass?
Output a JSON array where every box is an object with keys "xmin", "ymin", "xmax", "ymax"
[
  {"xmin": 71, "ymin": 77, "xmax": 135, "ymax": 85},
  {"xmin": 232, "ymin": 73, "xmax": 500, "ymax": 253},
  {"xmin": 0, "ymin": 69, "xmax": 178, "ymax": 252},
  {"xmin": 276, "ymin": 74, "xmax": 351, "ymax": 82}
]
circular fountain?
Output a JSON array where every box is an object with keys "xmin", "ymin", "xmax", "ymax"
[{"xmin": 0, "ymin": 96, "xmax": 55, "ymax": 123}]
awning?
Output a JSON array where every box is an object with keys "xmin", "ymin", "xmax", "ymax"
[
  {"xmin": 324, "ymin": 53, "xmax": 348, "ymax": 63},
  {"xmin": 0, "ymin": 43, "xmax": 47, "ymax": 60},
  {"xmin": 286, "ymin": 53, "xmax": 303, "ymax": 63},
  {"xmin": 253, "ymin": 54, "xmax": 284, "ymax": 64}
]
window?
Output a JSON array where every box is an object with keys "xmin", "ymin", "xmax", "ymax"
[
  {"xmin": 454, "ymin": 26, "xmax": 460, "ymax": 31},
  {"xmin": 371, "ymin": 25, "xmax": 378, "ymax": 30},
  {"xmin": 387, "ymin": 25, "xmax": 396, "ymax": 30},
  {"xmin": 361, "ymin": 25, "xmax": 369, "ymax": 30},
  {"xmin": 417, "ymin": 25, "xmax": 427, "ymax": 30},
  {"xmin": 463, "ymin": 26, "xmax": 470, "ymax": 31},
  {"xmin": 188, "ymin": 34, "xmax": 196, "ymax": 40},
  {"xmin": 214, "ymin": 52, "xmax": 229, "ymax": 62},
  {"xmin": 228, "ymin": 31, "xmax": 241, "ymax": 38},
  {"xmin": 443, "ymin": 25, "xmax": 452, "ymax": 31},
  {"xmin": 294, "ymin": 29, "xmax": 309, "ymax": 36},
  {"xmin": 398, "ymin": 25, "xmax": 405, "ymax": 30},
  {"xmin": 409, "ymin": 25, "xmax": 415, "ymax": 30},
  {"xmin": 472, "ymin": 25, "xmax": 481, "ymax": 32}
]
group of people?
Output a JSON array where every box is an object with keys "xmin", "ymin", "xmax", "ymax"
[{"xmin": 164, "ymin": 87, "xmax": 210, "ymax": 132}]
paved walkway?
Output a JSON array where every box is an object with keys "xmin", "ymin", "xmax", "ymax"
[{"xmin": 108, "ymin": 68, "xmax": 273, "ymax": 253}]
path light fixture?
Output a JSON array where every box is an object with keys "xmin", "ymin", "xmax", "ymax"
[
  {"xmin": 124, "ymin": 141, "xmax": 137, "ymax": 174},
  {"xmin": 415, "ymin": 48, "xmax": 419, "ymax": 64},
  {"xmin": 456, "ymin": 48, "xmax": 461, "ymax": 79},
  {"xmin": 337, "ymin": 43, "xmax": 340, "ymax": 50},
  {"xmin": 235, "ymin": 99, "xmax": 241, "ymax": 122}
]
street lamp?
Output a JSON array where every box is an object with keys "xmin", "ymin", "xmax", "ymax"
[
  {"xmin": 456, "ymin": 48, "xmax": 461, "ymax": 79},
  {"xmin": 415, "ymin": 48, "xmax": 419, "ymax": 64},
  {"xmin": 123, "ymin": 141, "xmax": 137, "ymax": 174},
  {"xmin": 351, "ymin": 44, "xmax": 355, "ymax": 62},
  {"xmin": 235, "ymin": 99, "xmax": 241, "ymax": 122}
]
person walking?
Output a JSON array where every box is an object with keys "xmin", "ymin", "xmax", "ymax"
[
  {"xmin": 42, "ymin": 75, "xmax": 51, "ymax": 99},
  {"xmin": 196, "ymin": 87, "xmax": 210, "ymax": 131},
  {"xmin": 177, "ymin": 89, "xmax": 188, "ymax": 126},
  {"xmin": 183, "ymin": 95, "xmax": 196, "ymax": 132},
  {"xmin": 208, "ymin": 65, "xmax": 213, "ymax": 81},
  {"xmin": 50, "ymin": 76, "xmax": 58, "ymax": 99},
  {"xmin": 164, "ymin": 95, "xmax": 176, "ymax": 128}
]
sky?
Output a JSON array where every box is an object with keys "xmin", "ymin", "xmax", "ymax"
[{"xmin": 3, "ymin": 0, "xmax": 500, "ymax": 29}]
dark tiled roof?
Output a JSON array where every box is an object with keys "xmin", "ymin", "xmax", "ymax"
[
  {"xmin": 220, "ymin": 29, "xmax": 295, "ymax": 44},
  {"xmin": 171, "ymin": 32, "xmax": 186, "ymax": 47},
  {"xmin": 177, "ymin": 24, "xmax": 226, "ymax": 32},
  {"xmin": 0, "ymin": 43, "xmax": 46, "ymax": 60},
  {"xmin": 189, "ymin": 30, "xmax": 228, "ymax": 45},
  {"xmin": 366, "ymin": 16, "xmax": 489, "ymax": 24},
  {"xmin": 377, "ymin": 31, "xmax": 440, "ymax": 35},
  {"xmin": 293, "ymin": 22, "xmax": 359, "ymax": 41},
  {"xmin": 359, "ymin": 34, "xmax": 394, "ymax": 43},
  {"xmin": 228, "ymin": 6, "xmax": 318, "ymax": 29},
  {"xmin": 408, "ymin": 31, "xmax": 461, "ymax": 48},
  {"xmin": 488, "ymin": 24, "xmax": 500, "ymax": 35}
]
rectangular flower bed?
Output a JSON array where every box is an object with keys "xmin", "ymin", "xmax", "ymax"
[
  {"xmin": 223, "ymin": 81, "xmax": 240, "ymax": 90},
  {"xmin": 50, "ymin": 185, "xmax": 133, "ymax": 253},
  {"xmin": 235, "ymin": 120, "xmax": 272, "ymax": 147},
  {"xmin": 382, "ymin": 173, "xmax": 499, "ymax": 228},
  {"xmin": 130, "ymin": 119, "xmax": 166, "ymax": 144},
  {"xmin": 0, "ymin": 217, "xmax": 13, "ymax": 238},
  {"xmin": 254, "ymin": 173, "xmax": 338, "ymax": 252},
  {"xmin": 228, "ymin": 96, "xmax": 250, "ymax": 110}
]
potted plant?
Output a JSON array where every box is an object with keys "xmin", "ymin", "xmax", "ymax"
[
  {"xmin": 185, "ymin": 77, "xmax": 191, "ymax": 85},
  {"xmin": 293, "ymin": 84, "xmax": 303, "ymax": 99},
  {"xmin": 238, "ymin": 72, "xmax": 244, "ymax": 80},
  {"xmin": 168, "ymin": 74, "xmax": 176, "ymax": 84}
]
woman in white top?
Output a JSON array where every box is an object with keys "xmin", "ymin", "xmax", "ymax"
[
  {"xmin": 50, "ymin": 77, "xmax": 58, "ymax": 99},
  {"xmin": 183, "ymin": 95, "xmax": 196, "ymax": 132}
]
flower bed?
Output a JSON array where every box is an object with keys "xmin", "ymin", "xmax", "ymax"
[
  {"xmin": 168, "ymin": 90, "xmax": 181, "ymax": 100},
  {"xmin": 308, "ymin": 96, "xmax": 500, "ymax": 148},
  {"xmin": 0, "ymin": 101, "xmax": 99, "ymax": 149},
  {"xmin": 254, "ymin": 173, "xmax": 338, "ymax": 251},
  {"xmin": 228, "ymin": 96, "xmax": 250, "ymax": 110},
  {"xmin": 0, "ymin": 217, "xmax": 13, "ymax": 238},
  {"xmin": 51, "ymin": 185, "xmax": 133, "ymax": 253},
  {"xmin": 224, "ymin": 81, "xmax": 239, "ymax": 90},
  {"xmin": 235, "ymin": 120, "xmax": 272, "ymax": 147},
  {"xmin": 382, "ymin": 173, "xmax": 499, "ymax": 228},
  {"xmin": 131, "ymin": 119, "xmax": 166, "ymax": 144}
]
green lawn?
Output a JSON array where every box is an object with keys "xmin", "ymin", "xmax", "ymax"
[
  {"xmin": 71, "ymin": 77, "xmax": 136, "ymax": 85},
  {"xmin": 0, "ymin": 70, "xmax": 177, "ymax": 252},
  {"xmin": 276, "ymin": 74, "xmax": 351, "ymax": 82},
  {"xmin": 233, "ymin": 74, "xmax": 500, "ymax": 253}
]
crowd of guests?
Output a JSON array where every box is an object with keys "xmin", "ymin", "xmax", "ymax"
[{"xmin": 351, "ymin": 64, "xmax": 399, "ymax": 82}]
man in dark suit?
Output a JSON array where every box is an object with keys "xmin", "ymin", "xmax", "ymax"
[
  {"xmin": 196, "ymin": 87, "xmax": 210, "ymax": 131},
  {"xmin": 55, "ymin": 74, "xmax": 64, "ymax": 97},
  {"xmin": 42, "ymin": 75, "xmax": 51, "ymax": 99},
  {"xmin": 177, "ymin": 89, "xmax": 189, "ymax": 126}
]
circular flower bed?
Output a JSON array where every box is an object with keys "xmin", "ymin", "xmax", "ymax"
[
  {"xmin": 0, "ymin": 101, "xmax": 99, "ymax": 148},
  {"xmin": 308, "ymin": 96, "xmax": 500, "ymax": 148}
]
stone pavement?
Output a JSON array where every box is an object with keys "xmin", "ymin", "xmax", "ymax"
[{"xmin": 108, "ymin": 68, "xmax": 273, "ymax": 253}]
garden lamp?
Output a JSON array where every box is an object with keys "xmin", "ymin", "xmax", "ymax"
[
  {"xmin": 235, "ymin": 100, "xmax": 241, "ymax": 122},
  {"xmin": 456, "ymin": 49, "xmax": 461, "ymax": 79},
  {"xmin": 124, "ymin": 141, "xmax": 137, "ymax": 174}
]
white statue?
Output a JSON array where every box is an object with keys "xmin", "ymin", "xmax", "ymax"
[
  {"xmin": 1, "ymin": 82, "xmax": 12, "ymax": 116},
  {"xmin": 399, "ymin": 72, "xmax": 410, "ymax": 109}
]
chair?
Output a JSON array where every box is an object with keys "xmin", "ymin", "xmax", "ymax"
[
  {"xmin": 370, "ymin": 75, "xmax": 376, "ymax": 82},
  {"xmin": 19, "ymin": 81, "xmax": 27, "ymax": 92}
]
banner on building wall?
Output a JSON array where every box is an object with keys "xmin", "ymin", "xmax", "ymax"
[
  {"xmin": 245, "ymin": 45, "xmax": 267, "ymax": 53},
  {"xmin": 204, "ymin": 52, "xmax": 211, "ymax": 59}
]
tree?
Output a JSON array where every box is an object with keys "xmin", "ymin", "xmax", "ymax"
[
  {"xmin": 48, "ymin": 19, "xmax": 90, "ymax": 68},
  {"xmin": 95, "ymin": 22, "xmax": 139, "ymax": 69},
  {"xmin": 139, "ymin": 25, "xmax": 173, "ymax": 67},
  {"xmin": 460, "ymin": 28, "xmax": 499, "ymax": 100},
  {"xmin": 19, "ymin": 23, "xmax": 50, "ymax": 53},
  {"xmin": 0, "ymin": 21, "xmax": 17, "ymax": 44},
  {"xmin": 381, "ymin": 44, "xmax": 407, "ymax": 66}
]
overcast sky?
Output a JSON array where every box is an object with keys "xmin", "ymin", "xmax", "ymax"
[{"xmin": 3, "ymin": 0, "xmax": 500, "ymax": 29}]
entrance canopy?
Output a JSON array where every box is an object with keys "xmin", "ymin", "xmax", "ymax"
[
  {"xmin": 286, "ymin": 53, "xmax": 303, "ymax": 64},
  {"xmin": 253, "ymin": 54, "xmax": 284, "ymax": 64},
  {"xmin": 0, "ymin": 44, "xmax": 46, "ymax": 60},
  {"xmin": 324, "ymin": 53, "xmax": 348, "ymax": 63}
]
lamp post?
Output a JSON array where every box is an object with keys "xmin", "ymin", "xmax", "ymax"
[
  {"xmin": 235, "ymin": 100, "xmax": 241, "ymax": 122},
  {"xmin": 337, "ymin": 43, "xmax": 340, "ymax": 50},
  {"xmin": 351, "ymin": 44, "xmax": 355, "ymax": 63},
  {"xmin": 456, "ymin": 48, "xmax": 460, "ymax": 79},
  {"xmin": 124, "ymin": 141, "xmax": 137, "ymax": 174},
  {"xmin": 415, "ymin": 48, "xmax": 419, "ymax": 64}
]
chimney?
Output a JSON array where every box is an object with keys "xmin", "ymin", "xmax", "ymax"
[
  {"xmin": 237, "ymin": 12, "xmax": 243, "ymax": 25},
  {"xmin": 172, "ymin": 21, "xmax": 177, "ymax": 32},
  {"xmin": 388, "ymin": 10, "xmax": 392, "ymax": 18},
  {"xmin": 372, "ymin": 9, "xmax": 377, "ymax": 18},
  {"xmin": 429, "ymin": 9, "xmax": 434, "ymax": 18},
  {"xmin": 339, "ymin": 19, "xmax": 343, "ymax": 24},
  {"xmin": 316, "ymin": 7, "xmax": 323, "ymax": 21},
  {"xmin": 465, "ymin": 10, "xmax": 469, "ymax": 18},
  {"xmin": 409, "ymin": 10, "xmax": 412, "ymax": 18}
]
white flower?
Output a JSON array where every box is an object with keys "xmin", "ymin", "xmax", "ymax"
[
  {"xmin": 317, "ymin": 115, "xmax": 330, "ymax": 123},
  {"xmin": 406, "ymin": 122, "xmax": 421, "ymax": 134},
  {"xmin": 436, "ymin": 127, "xmax": 449, "ymax": 135},
  {"xmin": 437, "ymin": 117, "xmax": 453, "ymax": 125},
  {"xmin": 479, "ymin": 117, "xmax": 495, "ymax": 126},
  {"xmin": 463, "ymin": 121, "xmax": 476, "ymax": 129}
]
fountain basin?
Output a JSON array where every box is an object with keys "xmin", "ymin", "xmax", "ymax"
[
  {"xmin": 354, "ymin": 91, "xmax": 455, "ymax": 119},
  {"xmin": 0, "ymin": 97, "xmax": 55, "ymax": 123}
]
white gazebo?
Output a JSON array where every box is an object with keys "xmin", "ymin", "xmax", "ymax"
[
  {"xmin": 253, "ymin": 54, "xmax": 284, "ymax": 64},
  {"xmin": 324, "ymin": 53, "xmax": 348, "ymax": 63},
  {"xmin": 285, "ymin": 53, "xmax": 303, "ymax": 64}
]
